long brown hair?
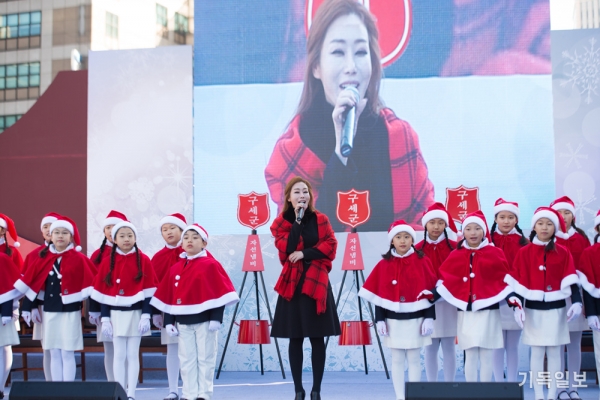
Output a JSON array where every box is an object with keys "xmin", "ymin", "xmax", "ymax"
[
  {"xmin": 282, "ymin": 177, "xmax": 316, "ymax": 215},
  {"xmin": 296, "ymin": 0, "xmax": 383, "ymax": 116}
]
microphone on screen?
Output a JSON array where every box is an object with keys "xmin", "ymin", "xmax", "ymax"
[{"xmin": 340, "ymin": 86, "xmax": 360, "ymax": 158}]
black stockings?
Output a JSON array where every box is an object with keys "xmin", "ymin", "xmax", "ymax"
[{"xmin": 289, "ymin": 337, "xmax": 326, "ymax": 394}]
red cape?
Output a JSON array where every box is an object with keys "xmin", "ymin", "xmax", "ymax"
[
  {"xmin": 576, "ymin": 242, "xmax": 600, "ymax": 298},
  {"xmin": 416, "ymin": 239, "xmax": 456, "ymax": 275},
  {"xmin": 437, "ymin": 243, "xmax": 512, "ymax": 311},
  {"xmin": 0, "ymin": 242, "xmax": 23, "ymax": 270},
  {"xmin": 556, "ymin": 231, "xmax": 591, "ymax": 268},
  {"xmin": 150, "ymin": 253, "xmax": 239, "ymax": 315},
  {"xmin": 505, "ymin": 241, "xmax": 578, "ymax": 301},
  {"xmin": 359, "ymin": 251, "xmax": 437, "ymax": 313},
  {"xmin": 492, "ymin": 232, "xmax": 525, "ymax": 268},
  {"xmin": 21, "ymin": 244, "xmax": 46, "ymax": 275},
  {"xmin": 264, "ymin": 109, "xmax": 434, "ymax": 228},
  {"xmin": 15, "ymin": 246, "xmax": 95, "ymax": 304},
  {"xmin": 0, "ymin": 252, "xmax": 22, "ymax": 304},
  {"xmin": 91, "ymin": 250, "xmax": 157, "ymax": 306}
]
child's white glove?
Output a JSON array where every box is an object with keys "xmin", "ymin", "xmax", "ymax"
[
  {"xmin": 32, "ymin": 308, "xmax": 43, "ymax": 324},
  {"xmin": 514, "ymin": 307, "xmax": 525, "ymax": 329},
  {"xmin": 89, "ymin": 312, "xmax": 101, "ymax": 326},
  {"xmin": 165, "ymin": 324, "xmax": 179, "ymax": 337},
  {"xmin": 376, "ymin": 321, "xmax": 388, "ymax": 336},
  {"xmin": 102, "ymin": 320, "xmax": 113, "ymax": 339},
  {"xmin": 152, "ymin": 314, "xmax": 164, "ymax": 329},
  {"xmin": 138, "ymin": 314, "xmax": 151, "ymax": 335},
  {"xmin": 208, "ymin": 321, "xmax": 221, "ymax": 331},
  {"xmin": 567, "ymin": 302, "xmax": 582, "ymax": 322},
  {"xmin": 588, "ymin": 316, "xmax": 600, "ymax": 332},
  {"xmin": 2, "ymin": 316, "xmax": 12, "ymax": 325},
  {"xmin": 21, "ymin": 311, "xmax": 31, "ymax": 327},
  {"xmin": 421, "ymin": 318, "xmax": 434, "ymax": 336}
]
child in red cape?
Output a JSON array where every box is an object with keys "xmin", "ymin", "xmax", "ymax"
[
  {"xmin": 416, "ymin": 203, "xmax": 458, "ymax": 383},
  {"xmin": 88, "ymin": 210, "xmax": 128, "ymax": 383},
  {"xmin": 0, "ymin": 252, "xmax": 23, "ymax": 397},
  {"xmin": 91, "ymin": 220, "xmax": 157, "ymax": 400},
  {"xmin": 150, "ymin": 224, "xmax": 239, "ymax": 400},
  {"xmin": 359, "ymin": 220, "xmax": 437, "ymax": 400},
  {"xmin": 0, "ymin": 213, "xmax": 23, "ymax": 270},
  {"xmin": 505, "ymin": 207, "xmax": 582, "ymax": 400},
  {"xmin": 433, "ymin": 211, "xmax": 515, "ymax": 383},
  {"xmin": 15, "ymin": 216, "xmax": 95, "ymax": 382},
  {"xmin": 489, "ymin": 199, "xmax": 528, "ymax": 383}
]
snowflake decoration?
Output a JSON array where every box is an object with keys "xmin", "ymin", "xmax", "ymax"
[
  {"xmin": 161, "ymin": 151, "xmax": 192, "ymax": 193},
  {"xmin": 573, "ymin": 190, "xmax": 597, "ymax": 226},
  {"xmin": 562, "ymin": 37, "xmax": 600, "ymax": 104},
  {"xmin": 128, "ymin": 177, "xmax": 155, "ymax": 202},
  {"xmin": 559, "ymin": 142, "xmax": 588, "ymax": 169}
]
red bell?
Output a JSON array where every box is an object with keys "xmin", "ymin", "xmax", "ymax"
[
  {"xmin": 237, "ymin": 320, "xmax": 271, "ymax": 344},
  {"xmin": 338, "ymin": 321, "xmax": 372, "ymax": 346}
]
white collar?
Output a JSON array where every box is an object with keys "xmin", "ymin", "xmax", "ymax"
[
  {"xmin": 180, "ymin": 249, "xmax": 207, "ymax": 259},
  {"xmin": 50, "ymin": 243, "xmax": 74, "ymax": 254},
  {"xmin": 465, "ymin": 238, "xmax": 489, "ymax": 250},
  {"xmin": 106, "ymin": 240, "xmax": 113, "ymax": 247},
  {"xmin": 165, "ymin": 243, "xmax": 179, "ymax": 250},
  {"xmin": 391, "ymin": 247, "xmax": 414, "ymax": 258},
  {"xmin": 0, "ymin": 237, "xmax": 4, "ymax": 245},
  {"xmin": 425, "ymin": 235, "xmax": 444, "ymax": 244},
  {"xmin": 116, "ymin": 247, "xmax": 136, "ymax": 256},
  {"xmin": 494, "ymin": 226, "xmax": 519, "ymax": 236},
  {"xmin": 567, "ymin": 227, "xmax": 576, "ymax": 238},
  {"xmin": 532, "ymin": 236, "xmax": 555, "ymax": 246}
]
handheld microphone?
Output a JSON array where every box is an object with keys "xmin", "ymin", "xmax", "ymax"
[
  {"xmin": 340, "ymin": 86, "xmax": 360, "ymax": 158},
  {"xmin": 296, "ymin": 201, "xmax": 306, "ymax": 222}
]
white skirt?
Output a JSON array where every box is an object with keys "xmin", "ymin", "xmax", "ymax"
[
  {"xmin": 499, "ymin": 300, "xmax": 522, "ymax": 331},
  {"xmin": 432, "ymin": 300, "xmax": 458, "ymax": 338},
  {"xmin": 522, "ymin": 307, "xmax": 570, "ymax": 346},
  {"xmin": 384, "ymin": 318, "xmax": 432, "ymax": 349},
  {"xmin": 96, "ymin": 323, "xmax": 113, "ymax": 343},
  {"xmin": 42, "ymin": 311, "xmax": 84, "ymax": 351},
  {"xmin": 457, "ymin": 309, "xmax": 503, "ymax": 350},
  {"xmin": 0, "ymin": 319, "xmax": 19, "ymax": 347},
  {"xmin": 566, "ymin": 295, "xmax": 588, "ymax": 331},
  {"xmin": 110, "ymin": 309, "xmax": 151, "ymax": 338}
]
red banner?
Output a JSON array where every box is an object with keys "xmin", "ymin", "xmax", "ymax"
[
  {"xmin": 445, "ymin": 185, "xmax": 481, "ymax": 224},
  {"xmin": 341, "ymin": 232, "xmax": 364, "ymax": 271},
  {"xmin": 242, "ymin": 235, "xmax": 265, "ymax": 272},
  {"xmin": 237, "ymin": 192, "xmax": 270, "ymax": 229},
  {"xmin": 336, "ymin": 189, "xmax": 371, "ymax": 228},
  {"xmin": 306, "ymin": 0, "xmax": 412, "ymax": 67}
]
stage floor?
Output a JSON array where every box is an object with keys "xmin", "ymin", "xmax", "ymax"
[{"xmin": 5, "ymin": 371, "xmax": 598, "ymax": 399}]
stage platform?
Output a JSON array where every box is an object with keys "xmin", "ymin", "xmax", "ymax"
[{"xmin": 4, "ymin": 371, "xmax": 599, "ymax": 399}]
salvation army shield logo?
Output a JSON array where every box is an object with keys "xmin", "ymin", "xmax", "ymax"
[
  {"xmin": 336, "ymin": 189, "xmax": 370, "ymax": 228},
  {"xmin": 445, "ymin": 185, "xmax": 481, "ymax": 224},
  {"xmin": 306, "ymin": 0, "xmax": 412, "ymax": 67},
  {"xmin": 237, "ymin": 192, "xmax": 270, "ymax": 229}
]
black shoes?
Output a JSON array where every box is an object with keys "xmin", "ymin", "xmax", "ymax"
[
  {"xmin": 294, "ymin": 390, "xmax": 306, "ymax": 400},
  {"xmin": 310, "ymin": 391, "xmax": 321, "ymax": 400}
]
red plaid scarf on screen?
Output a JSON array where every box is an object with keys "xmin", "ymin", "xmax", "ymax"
[
  {"xmin": 271, "ymin": 211, "xmax": 337, "ymax": 314},
  {"xmin": 264, "ymin": 108, "xmax": 434, "ymax": 228}
]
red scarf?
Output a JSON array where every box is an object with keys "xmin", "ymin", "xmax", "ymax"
[
  {"xmin": 271, "ymin": 210, "xmax": 337, "ymax": 314},
  {"xmin": 264, "ymin": 108, "xmax": 434, "ymax": 228}
]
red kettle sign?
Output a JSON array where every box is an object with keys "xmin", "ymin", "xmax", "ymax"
[{"xmin": 306, "ymin": 0, "xmax": 413, "ymax": 67}]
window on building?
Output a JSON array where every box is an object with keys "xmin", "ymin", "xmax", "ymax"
[
  {"xmin": 0, "ymin": 62, "xmax": 40, "ymax": 101},
  {"xmin": 156, "ymin": 4, "xmax": 168, "ymax": 39},
  {"xmin": 0, "ymin": 114, "xmax": 22, "ymax": 133},
  {"xmin": 105, "ymin": 12, "xmax": 118, "ymax": 39},
  {"xmin": 0, "ymin": 11, "xmax": 41, "ymax": 51},
  {"xmin": 174, "ymin": 12, "xmax": 188, "ymax": 44}
]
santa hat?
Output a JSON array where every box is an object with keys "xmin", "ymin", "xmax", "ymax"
[
  {"xmin": 493, "ymin": 198, "xmax": 519, "ymax": 218},
  {"xmin": 550, "ymin": 196, "xmax": 576, "ymax": 216},
  {"xmin": 0, "ymin": 213, "xmax": 20, "ymax": 248},
  {"xmin": 183, "ymin": 224, "xmax": 209, "ymax": 243},
  {"xmin": 111, "ymin": 220, "xmax": 138, "ymax": 241},
  {"xmin": 159, "ymin": 213, "xmax": 187, "ymax": 232},
  {"xmin": 50, "ymin": 216, "xmax": 82, "ymax": 251},
  {"xmin": 595, "ymin": 210, "xmax": 600, "ymax": 230},
  {"xmin": 40, "ymin": 212, "xmax": 61, "ymax": 230},
  {"xmin": 461, "ymin": 211, "xmax": 492, "ymax": 243},
  {"xmin": 102, "ymin": 210, "xmax": 128, "ymax": 227},
  {"xmin": 388, "ymin": 220, "xmax": 416, "ymax": 244},
  {"xmin": 422, "ymin": 203, "xmax": 457, "ymax": 233},
  {"xmin": 531, "ymin": 207, "xmax": 568, "ymax": 240}
]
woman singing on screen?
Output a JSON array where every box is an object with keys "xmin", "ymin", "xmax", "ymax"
[{"xmin": 264, "ymin": 0, "xmax": 434, "ymax": 232}]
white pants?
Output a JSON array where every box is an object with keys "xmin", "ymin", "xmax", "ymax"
[{"xmin": 178, "ymin": 322, "xmax": 218, "ymax": 400}]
